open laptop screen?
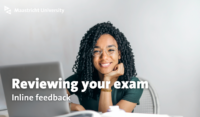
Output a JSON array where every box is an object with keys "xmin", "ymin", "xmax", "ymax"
[{"xmin": 0, "ymin": 62, "xmax": 70, "ymax": 117}]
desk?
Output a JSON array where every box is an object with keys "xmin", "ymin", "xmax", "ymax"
[{"xmin": 0, "ymin": 110, "xmax": 182, "ymax": 117}]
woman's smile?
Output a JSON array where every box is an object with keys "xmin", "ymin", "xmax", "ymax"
[{"xmin": 99, "ymin": 62, "xmax": 112, "ymax": 68}]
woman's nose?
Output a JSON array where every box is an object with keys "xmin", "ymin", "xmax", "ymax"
[{"xmin": 100, "ymin": 50, "xmax": 109, "ymax": 59}]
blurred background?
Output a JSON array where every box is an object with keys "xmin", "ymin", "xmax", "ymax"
[{"xmin": 0, "ymin": 0, "xmax": 200, "ymax": 117}]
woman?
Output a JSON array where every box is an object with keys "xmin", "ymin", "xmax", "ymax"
[{"xmin": 65, "ymin": 22, "xmax": 143, "ymax": 113}]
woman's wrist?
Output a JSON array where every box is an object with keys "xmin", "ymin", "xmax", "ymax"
[
  {"xmin": 103, "ymin": 76, "xmax": 111, "ymax": 81},
  {"xmin": 70, "ymin": 103, "xmax": 85, "ymax": 111},
  {"xmin": 75, "ymin": 104, "xmax": 86, "ymax": 111},
  {"xmin": 101, "ymin": 88, "xmax": 112, "ymax": 92}
]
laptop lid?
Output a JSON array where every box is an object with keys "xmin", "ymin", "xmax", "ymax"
[
  {"xmin": 0, "ymin": 75, "xmax": 7, "ymax": 110},
  {"xmin": 0, "ymin": 62, "xmax": 70, "ymax": 117}
]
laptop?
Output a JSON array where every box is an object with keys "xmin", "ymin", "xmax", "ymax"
[
  {"xmin": 0, "ymin": 76, "xmax": 7, "ymax": 110},
  {"xmin": 0, "ymin": 62, "xmax": 70, "ymax": 117}
]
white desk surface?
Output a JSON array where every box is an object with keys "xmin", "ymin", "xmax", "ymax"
[{"xmin": 0, "ymin": 110, "xmax": 183, "ymax": 117}]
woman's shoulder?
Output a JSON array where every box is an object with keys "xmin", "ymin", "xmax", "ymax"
[
  {"xmin": 118, "ymin": 76, "xmax": 144, "ymax": 105},
  {"xmin": 127, "ymin": 76, "xmax": 144, "ymax": 91},
  {"xmin": 129, "ymin": 76, "xmax": 140, "ymax": 82}
]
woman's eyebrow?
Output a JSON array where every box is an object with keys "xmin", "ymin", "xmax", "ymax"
[
  {"xmin": 107, "ymin": 45, "xmax": 116, "ymax": 47},
  {"xmin": 94, "ymin": 45, "xmax": 116, "ymax": 48}
]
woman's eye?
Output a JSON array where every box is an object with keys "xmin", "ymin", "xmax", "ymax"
[
  {"xmin": 94, "ymin": 50, "xmax": 100, "ymax": 53},
  {"xmin": 108, "ymin": 49, "xmax": 115, "ymax": 52}
]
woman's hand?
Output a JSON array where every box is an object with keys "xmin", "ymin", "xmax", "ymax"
[
  {"xmin": 66, "ymin": 90, "xmax": 85, "ymax": 111},
  {"xmin": 103, "ymin": 63, "xmax": 124, "ymax": 81},
  {"xmin": 70, "ymin": 103, "xmax": 86, "ymax": 111}
]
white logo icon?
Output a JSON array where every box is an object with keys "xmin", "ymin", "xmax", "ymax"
[{"xmin": 4, "ymin": 6, "xmax": 11, "ymax": 14}]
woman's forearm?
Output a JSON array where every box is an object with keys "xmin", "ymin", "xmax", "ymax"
[
  {"xmin": 70, "ymin": 103, "xmax": 85, "ymax": 111},
  {"xmin": 98, "ymin": 87, "xmax": 113, "ymax": 113},
  {"xmin": 98, "ymin": 76, "xmax": 117, "ymax": 113}
]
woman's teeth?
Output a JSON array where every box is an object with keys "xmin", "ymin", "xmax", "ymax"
[{"xmin": 100, "ymin": 63, "xmax": 111, "ymax": 67}]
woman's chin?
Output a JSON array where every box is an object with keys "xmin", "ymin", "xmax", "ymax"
[{"xmin": 99, "ymin": 69, "xmax": 113, "ymax": 75}]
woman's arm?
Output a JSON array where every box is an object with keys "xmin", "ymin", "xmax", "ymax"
[
  {"xmin": 98, "ymin": 79, "xmax": 113, "ymax": 113},
  {"xmin": 98, "ymin": 63, "xmax": 123, "ymax": 113},
  {"xmin": 98, "ymin": 63, "xmax": 137, "ymax": 113},
  {"xmin": 99, "ymin": 91, "xmax": 137, "ymax": 113},
  {"xmin": 117, "ymin": 100, "xmax": 137, "ymax": 112},
  {"xmin": 98, "ymin": 82, "xmax": 137, "ymax": 113},
  {"xmin": 66, "ymin": 89, "xmax": 86, "ymax": 111}
]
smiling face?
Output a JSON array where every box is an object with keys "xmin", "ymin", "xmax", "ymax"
[{"xmin": 92, "ymin": 34, "xmax": 121, "ymax": 75}]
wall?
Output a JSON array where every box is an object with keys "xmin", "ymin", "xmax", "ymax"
[{"xmin": 0, "ymin": 0, "xmax": 200, "ymax": 117}]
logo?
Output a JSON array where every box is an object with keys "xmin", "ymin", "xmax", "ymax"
[
  {"xmin": 3, "ymin": 6, "xmax": 65, "ymax": 14},
  {"xmin": 4, "ymin": 6, "xmax": 11, "ymax": 14}
]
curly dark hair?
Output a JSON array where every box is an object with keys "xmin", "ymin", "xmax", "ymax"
[{"xmin": 72, "ymin": 21, "xmax": 137, "ymax": 99}]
